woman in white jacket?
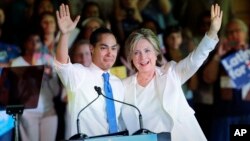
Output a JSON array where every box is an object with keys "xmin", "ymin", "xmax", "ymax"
[{"xmin": 121, "ymin": 4, "xmax": 223, "ymax": 141}]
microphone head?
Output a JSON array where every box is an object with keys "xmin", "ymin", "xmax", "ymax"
[
  {"xmin": 94, "ymin": 86, "xmax": 101, "ymax": 94},
  {"xmin": 69, "ymin": 133, "xmax": 88, "ymax": 140},
  {"xmin": 94, "ymin": 86, "xmax": 98, "ymax": 91}
]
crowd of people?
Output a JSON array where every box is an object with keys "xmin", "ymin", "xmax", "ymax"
[{"xmin": 0, "ymin": 0, "xmax": 249, "ymax": 141}]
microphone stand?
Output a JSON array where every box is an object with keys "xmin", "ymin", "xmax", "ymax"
[
  {"xmin": 94, "ymin": 86, "xmax": 153, "ymax": 136},
  {"xmin": 69, "ymin": 93, "xmax": 100, "ymax": 140}
]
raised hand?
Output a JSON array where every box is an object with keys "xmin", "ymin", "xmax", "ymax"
[
  {"xmin": 56, "ymin": 4, "xmax": 80, "ymax": 35},
  {"xmin": 55, "ymin": 4, "xmax": 80, "ymax": 63},
  {"xmin": 207, "ymin": 4, "xmax": 223, "ymax": 38}
]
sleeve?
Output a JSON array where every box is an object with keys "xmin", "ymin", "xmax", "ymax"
[
  {"xmin": 174, "ymin": 34, "xmax": 219, "ymax": 84},
  {"xmin": 53, "ymin": 58, "xmax": 86, "ymax": 91}
]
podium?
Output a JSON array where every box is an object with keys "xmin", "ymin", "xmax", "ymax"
[
  {"xmin": 67, "ymin": 132, "xmax": 171, "ymax": 141},
  {"xmin": 0, "ymin": 65, "xmax": 44, "ymax": 141}
]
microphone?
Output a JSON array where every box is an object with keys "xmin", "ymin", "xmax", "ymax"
[
  {"xmin": 69, "ymin": 91, "xmax": 101, "ymax": 140},
  {"xmin": 94, "ymin": 86, "xmax": 153, "ymax": 135}
]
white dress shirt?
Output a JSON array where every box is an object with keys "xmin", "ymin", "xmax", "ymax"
[
  {"xmin": 54, "ymin": 60, "xmax": 124, "ymax": 137},
  {"xmin": 136, "ymin": 79, "xmax": 172, "ymax": 133}
]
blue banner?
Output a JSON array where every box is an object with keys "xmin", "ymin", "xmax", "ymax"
[{"xmin": 221, "ymin": 49, "xmax": 250, "ymax": 88}]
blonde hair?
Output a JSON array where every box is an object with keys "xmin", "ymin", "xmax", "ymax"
[{"xmin": 125, "ymin": 28, "xmax": 164, "ymax": 71}]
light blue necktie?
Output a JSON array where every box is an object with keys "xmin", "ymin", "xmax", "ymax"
[{"xmin": 102, "ymin": 73, "xmax": 118, "ymax": 133}]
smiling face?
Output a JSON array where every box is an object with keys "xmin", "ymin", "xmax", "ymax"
[
  {"xmin": 125, "ymin": 28, "xmax": 162, "ymax": 72},
  {"xmin": 132, "ymin": 38, "xmax": 157, "ymax": 73},
  {"xmin": 91, "ymin": 33, "xmax": 118, "ymax": 71},
  {"xmin": 226, "ymin": 19, "xmax": 248, "ymax": 50}
]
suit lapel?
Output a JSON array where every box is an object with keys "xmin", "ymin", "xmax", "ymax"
[{"xmin": 155, "ymin": 67, "xmax": 176, "ymax": 119}]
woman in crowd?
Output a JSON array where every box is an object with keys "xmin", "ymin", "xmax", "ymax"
[{"xmin": 11, "ymin": 30, "xmax": 60, "ymax": 141}]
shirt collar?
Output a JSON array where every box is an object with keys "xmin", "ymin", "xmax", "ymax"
[{"xmin": 90, "ymin": 63, "xmax": 111, "ymax": 74}]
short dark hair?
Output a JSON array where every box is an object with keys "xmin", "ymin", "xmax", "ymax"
[
  {"xmin": 21, "ymin": 29, "xmax": 40, "ymax": 55},
  {"xmin": 163, "ymin": 24, "xmax": 182, "ymax": 39},
  {"xmin": 82, "ymin": 1, "xmax": 100, "ymax": 17},
  {"xmin": 89, "ymin": 27, "xmax": 116, "ymax": 46}
]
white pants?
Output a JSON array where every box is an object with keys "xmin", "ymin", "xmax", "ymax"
[{"xmin": 19, "ymin": 111, "xmax": 58, "ymax": 141}]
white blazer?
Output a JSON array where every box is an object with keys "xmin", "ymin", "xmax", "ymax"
[{"xmin": 121, "ymin": 35, "xmax": 218, "ymax": 141}]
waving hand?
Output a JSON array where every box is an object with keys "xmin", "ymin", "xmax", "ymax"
[
  {"xmin": 55, "ymin": 4, "xmax": 80, "ymax": 63},
  {"xmin": 207, "ymin": 4, "xmax": 223, "ymax": 38},
  {"xmin": 56, "ymin": 4, "xmax": 80, "ymax": 35}
]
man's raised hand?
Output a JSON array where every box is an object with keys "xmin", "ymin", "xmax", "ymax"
[{"xmin": 56, "ymin": 4, "xmax": 80, "ymax": 35}]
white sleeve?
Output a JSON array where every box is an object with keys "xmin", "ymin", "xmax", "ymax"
[
  {"xmin": 174, "ymin": 34, "xmax": 219, "ymax": 84},
  {"xmin": 53, "ymin": 58, "xmax": 86, "ymax": 91}
]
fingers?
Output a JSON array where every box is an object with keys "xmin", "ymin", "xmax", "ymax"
[
  {"xmin": 217, "ymin": 4, "xmax": 223, "ymax": 18},
  {"xmin": 74, "ymin": 15, "xmax": 81, "ymax": 25},
  {"xmin": 216, "ymin": 4, "xmax": 222, "ymax": 18},
  {"xmin": 215, "ymin": 4, "xmax": 220, "ymax": 16},
  {"xmin": 211, "ymin": 3, "xmax": 222, "ymax": 19},
  {"xmin": 65, "ymin": 5, "xmax": 70, "ymax": 17},
  {"xmin": 211, "ymin": 4, "xmax": 214, "ymax": 19},
  {"xmin": 59, "ymin": 4, "xmax": 64, "ymax": 18},
  {"xmin": 220, "ymin": 11, "xmax": 223, "ymax": 19},
  {"xmin": 56, "ymin": 11, "xmax": 60, "ymax": 21},
  {"xmin": 58, "ymin": 4, "xmax": 69, "ymax": 18}
]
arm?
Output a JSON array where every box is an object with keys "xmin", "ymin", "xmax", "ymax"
[
  {"xmin": 55, "ymin": 4, "xmax": 80, "ymax": 64},
  {"xmin": 174, "ymin": 4, "xmax": 223, "ymax": 84}
]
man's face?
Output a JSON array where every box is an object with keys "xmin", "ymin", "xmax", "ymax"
[
  {"xmin": 72, "ymin": 44, "xmax": 92, "ymax": 67},
  {"xmin": 91, "ymin": 33, "xmax": 119, "ymax": 71},
  {"xmin": 226, "ymin": 22, "xmax": 247, "ymax": 49}
]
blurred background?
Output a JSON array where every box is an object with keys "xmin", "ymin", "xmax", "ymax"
[{"xmin": 0, "ymin": 0, "xmax": 250, "ymax": 141}]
